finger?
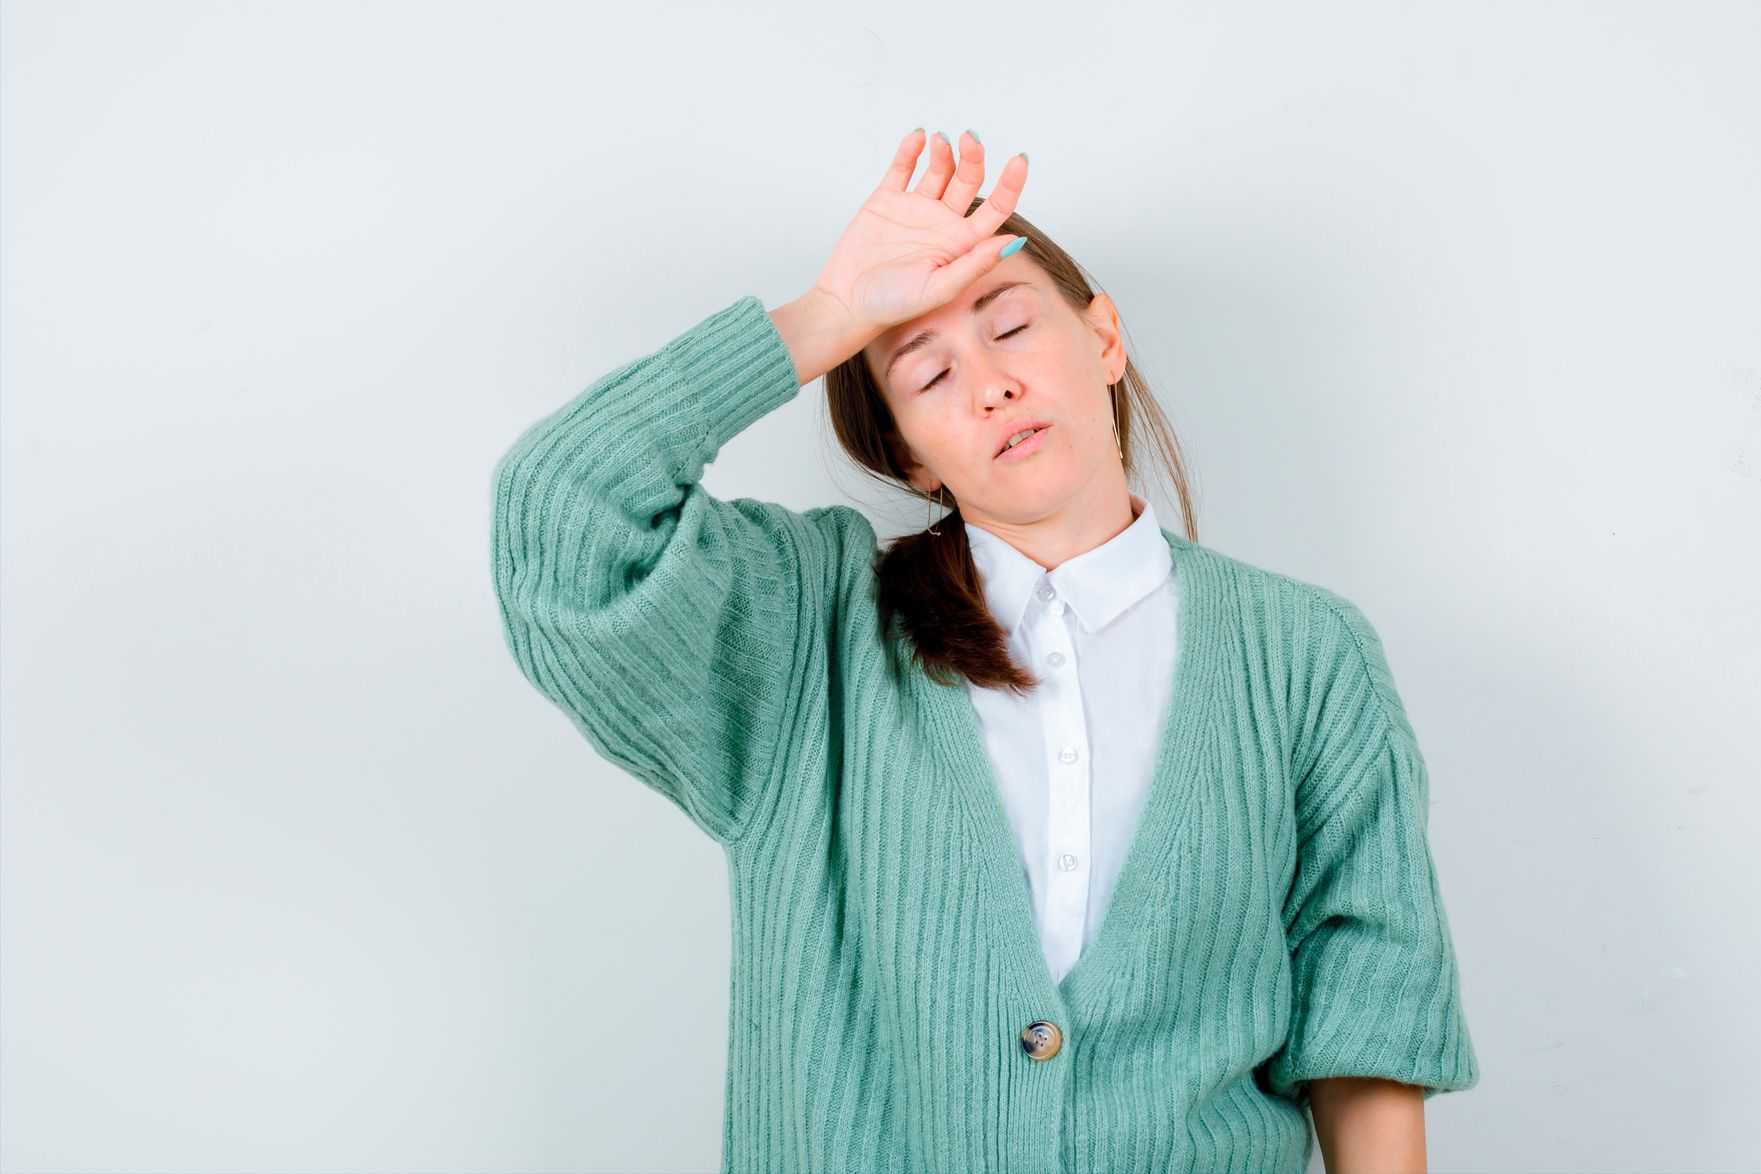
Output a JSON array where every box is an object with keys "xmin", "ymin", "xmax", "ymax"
[
  {"xmin": 922, "ymin": 233, "xmax": 1024, "ymax": 308},
  {"xmin": 964, "ymin": 153, "xmax": 1029, "ymax": 238},
  {"xmin": 912, "ymin": 131, "xmax": 957, "ymax": 200},
  {"xmin": 879, "ymin": 128, "xmax": 928, "ymax": 192},
  {"xmin": 940, "ymin": 130, "xmax": 985, "ymax": 215}
]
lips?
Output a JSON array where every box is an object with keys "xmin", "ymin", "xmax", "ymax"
[{"xmin": 995, "ymin": 421, "xmax": 1052, "ymax": 458}]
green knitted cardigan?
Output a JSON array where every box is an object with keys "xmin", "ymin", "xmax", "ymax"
[{"xmin": 489, "ymin": 293, "xmax": 1480, "ymax": 1173}]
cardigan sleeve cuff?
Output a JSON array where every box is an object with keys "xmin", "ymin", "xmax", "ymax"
[{"xmin": 658, "ymin": 293, "xmax": 804, "ymax": 470}]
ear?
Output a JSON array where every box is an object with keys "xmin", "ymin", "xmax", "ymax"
[{"xmin": 1085, "ymin": 291, "xmax": 1127, "ymax": 383}]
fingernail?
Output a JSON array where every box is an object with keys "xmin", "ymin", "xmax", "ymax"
[
  {"xmin": 1000, "ymin": 236, "xmax": 1026, "ymax": 259},
  {"xmin": 966, "ymin": 129, "xmax": 982, "ymax": 145},
  {"xmin": 936, "ymin": 130, "xmax": 952, "ymax": 149}
]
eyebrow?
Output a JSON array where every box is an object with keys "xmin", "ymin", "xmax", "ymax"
[{"xmin": 881, "ymin": 281, "xmax": 1032, "ymax": 383}]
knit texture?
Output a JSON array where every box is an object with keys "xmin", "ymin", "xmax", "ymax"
[{"xmin": 489, "ymin": 294, "xmax": 1480, "ymax": 1174}]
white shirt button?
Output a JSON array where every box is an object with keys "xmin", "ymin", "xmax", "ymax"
[
  {"xmin": 1057, "ymin": 853, "xmax": 1079, "ymax": 871},
  {"xmin": 1059, "ymin": 745, "xmax": 1079, "ymax": 764},
  {"xmin": 1037, "ymin": 584, "xmax": 1056, "ymax": 601},
  {"xmin": 1048, "ymin": 599, "xmax": 1067, "ymax": 617},
  {"xmin": 1046, "ymin": 651, "xmax": 1065, "ymax": 667}
]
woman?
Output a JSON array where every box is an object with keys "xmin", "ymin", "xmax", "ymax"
[{"xmin": 490, "ymin": 128, "xmax": 1479, "ymax": 1173}]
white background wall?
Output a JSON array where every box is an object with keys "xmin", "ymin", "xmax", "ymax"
[{"xmin": 4, "ymin": 2, "xmax": 1757, "ymax": 1171}]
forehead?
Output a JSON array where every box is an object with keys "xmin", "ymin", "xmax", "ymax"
[
  {"xmin": 880, "ymin": 278, "xmax": 1037, "ymax": 342},
  {"xmin": 869, "ymin": 277, "xmax": 1041, "ymax": 377}
]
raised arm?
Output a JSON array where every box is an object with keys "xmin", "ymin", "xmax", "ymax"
[{"xmin": 490, "ymin": 294, "xmax": 832, "ymax": 844}]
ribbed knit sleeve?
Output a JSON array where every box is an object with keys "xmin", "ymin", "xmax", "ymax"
[
  {"xmin": 489, "ymin": 294, "xmax": 822, "ymax": 846},
  {"xmin": 1267, "ymin": 589, "xmax": 1481, "ymax": 1106}
]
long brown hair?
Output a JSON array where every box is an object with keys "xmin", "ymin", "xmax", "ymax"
[{"xmin": 824, "ymin": 201, "xmax": 1201, "ymax": 697}]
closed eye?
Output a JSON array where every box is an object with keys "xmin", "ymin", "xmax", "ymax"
[{"xmin": 920, "ymin": 325, "xmax": 1030, "ymax": 391}]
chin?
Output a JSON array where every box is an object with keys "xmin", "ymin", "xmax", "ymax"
[{"xmin": 981, "ymin": 464, "xmax": 1079, "ymax": 511}]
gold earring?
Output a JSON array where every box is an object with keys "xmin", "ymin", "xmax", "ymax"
[
  {"xmin": 927, "ymin": 485, "xmax": 945, "ymax": 535},
  {"xmin": 1112, "ymin": 395, "xmax": 1124, "ymax": 460}
]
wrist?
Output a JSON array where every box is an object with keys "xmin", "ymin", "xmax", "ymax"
[{"xmin": 767, "ymin": 288, "xmax": 875, "ymax": 387}]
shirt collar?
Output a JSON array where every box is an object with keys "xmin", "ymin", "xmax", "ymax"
[{"xmin": 962, "ymin": 493, "xmax": 1173, "ymax": 636}]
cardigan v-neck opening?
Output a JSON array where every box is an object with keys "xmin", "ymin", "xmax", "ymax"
[{"xmin": 931, "ymin": 528, "xmax": 1228, "ymax": 1020}]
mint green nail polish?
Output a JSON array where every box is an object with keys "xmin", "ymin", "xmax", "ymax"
[
  {"xmin": 1000, "ymin": 236, "xmax": 1026, "ymax": 259},
  {"xmin": 966, "ymin": 129, "xmax": 982, "ymax": 145}
]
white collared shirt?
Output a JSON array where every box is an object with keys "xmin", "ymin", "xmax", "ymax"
[{"xmin": 962, "ymin": 493, "xmax": 1180, "ymax": 985}]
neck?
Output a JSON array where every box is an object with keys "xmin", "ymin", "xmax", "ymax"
[{"xmin": 962, "ymin": 468, "xmax": 1139, "ymax": 571}]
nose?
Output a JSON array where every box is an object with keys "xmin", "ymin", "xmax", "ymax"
[{"xmin": 974, "ymin": 372, "xmax": 1020, "ymax": 413}]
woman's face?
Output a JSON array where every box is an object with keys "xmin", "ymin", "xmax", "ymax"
[{"xmin": 861, "ymin": 255, "xmax": 1128, "ymax": 531}]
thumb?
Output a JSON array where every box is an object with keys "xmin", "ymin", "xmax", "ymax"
[{"xmin": 924, "ymin": 234, "xmax": 1025, "ymax": 306}]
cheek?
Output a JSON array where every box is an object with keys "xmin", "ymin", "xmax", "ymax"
[
  {"xmin": 892, "ymin": 401, "xmax": 960, "ymax": 467},
  {"xmin": 921, "ymin": 406, "xmax": 975, "ymax": 468}
]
